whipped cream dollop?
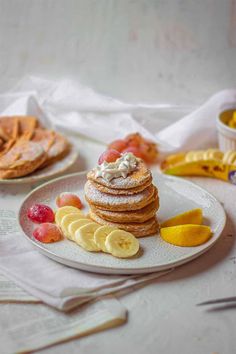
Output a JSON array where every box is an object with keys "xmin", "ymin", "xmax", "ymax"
[{"xmin": 95, "ymin": 152, "xmax": 139, "ymax": 182}]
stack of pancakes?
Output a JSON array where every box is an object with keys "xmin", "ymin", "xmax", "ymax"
[
  {"xmin": 85, "ymin": 160, "xmax": 159, "ymax": 237},
  {"xmin": 0, "ymin": 116, "xmax": 70, "ymax": 179}
]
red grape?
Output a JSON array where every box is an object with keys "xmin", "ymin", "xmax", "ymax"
[
  {"xmin": 108, "ymin": 139, "xmax": 127, "ymax": 152},
  {"xmin": 98, "ymin": 149, "xmax": 121, "ymax": 164},
  {"xmin": 33, "ymin": 223, "xmax": 62, "ymax": 243},
  {"xmin": 122, "ymin": 147, "xmax": 144, "ymax": 159},
  {"xmin": 125, "ymin": 133, "xmax": 143, "ymax": 147},
  {"xmin": 56, "ymin": 193, "xmax": 83, "ymax": 209},
  {"xmin": 139, "ymin": 142, "xmax": 158, "ymax": 163},
  {"xmin": 27, "ymin": 204, "xmax": 55, "ymax": 224}
]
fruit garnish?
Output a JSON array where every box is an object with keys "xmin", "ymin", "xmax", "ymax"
[
  {"xmin": 98, "ymin": 149, "xmax": 121, "ymax": 165},
  {"xmin": 108, "ymin": 139, "xmax": 127, "ymax": 152},
  {"xmin": 160, "ymin": 224, "xmax": 212, "ymax": 247},
  {"xmin": 105, "ymin": 230, "xmax": 139, "ymax": 258},
  {"xmin": 94, "ymin": 225, "xmax": 117, "ymax": 253},
  {"xmin": 33, "ymin": 223, "xmax": 62, "ymax": 243},
  {"xmin": 161, "ymin": 208, "xmax": 203, "ymax": 228},
  {"xmin": 125, "ymin": 133, "xmax": 143, "ymax": 147},
  {"xmin": 68, "ymin": 218, "xmax": 91, "ymax": 241},
  {"xmin": 55, "ymin": 206, "xmax": 83, "ymax": 226},
  {"xmin": 108, "ymin": 132, "xmax": 158, "ymax": 164},
  {"xmin": 56, "ymin": 192, "xmax": 83, "ymax": 209},
  {"xmin": 122, "ymin": 146, "xmax": 144, "ymax": 159},
  {"xmin": 139, "ymin": 142, "xmax": 158, "ymax": 163},
  {"xmin": 60, "ymin": 212, "xmax": 84, "ymax": 240},
  {"xmin": 27, "ymin": 204, "xmax": 55, "ymax": 224},
  {"xmin": 75, "ymin": 222, "xmax": 101, "ymax": 251}
]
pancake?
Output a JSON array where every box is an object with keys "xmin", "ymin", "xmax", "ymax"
[
  {"xmin": 87, "ymin": 160, "xmax": 151, "ymax": 190},
  {"xmin": 18, "ymin": 116, "xmax": 38, "ymax": 139},
  {"xmin": 0, "ymin": 117, "xmax": 19, "ymax": 140},
  {"xmin": 41, "ymin": 132, "xmax": 70, "ymax": 167},
  {"xmin": 31, "ymin": 129, "xmax": 55, "ymax": 152},
  {"xmin": 18, "ymin": 116, "xmax": 38, "ymax": 132},
  {"xmin": 0, "ymin": 139, "xmax": 15, "ymax": 157},
  {"xmin": 89, "ymin": 211, "xmax": 159, "ymax": 237},
  {"xmin": 0, "ymin": 140, "xmax": 46, "ymax": 179},
  {"xmin": 90, "ymin": 177, "xmax": 152, "ymax": 195},
  {"xmin": 0, "ymin": 126, "xmax": 10, "ymax": 142},
  {"xmin": 85, "ymin": 180, "xmax": 156, "ymax": 211},
  {"xmin": 90, "ymin": 194, "xmax": 159, "ymax": 223},
  {"xmin": 0, "ymin": 116, "xmax": 72, "ymax": 179}
]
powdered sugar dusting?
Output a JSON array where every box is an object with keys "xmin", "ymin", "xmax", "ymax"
[{"xmin": 85, "ymin": 180, "xmax": 155, "ymax": 209}]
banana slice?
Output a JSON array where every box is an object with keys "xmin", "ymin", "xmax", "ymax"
[
  {"xmin": 203, "ymin": 149, "xmax": 223, "ymax": 161},
  {"xmin": 55, "ymin": 206, "xmax": 83, "ymax": 226},
  {"xmin": 185, "ymin": 151, "xmax": 195, "ymax": 163},
  {"xmin": 223, "ymin": 151, "xmax": 236, "ymax": 165},
  {"xmin": 228, "ymin": 152, "xmax": 236, "ymax": 164},
  {"xmin": 193, "ymin": 151, "xmax": 204, "ymax": 161},
  {"xmin": 94, "ymin": 225, "xmax": 117, "ymax": 253},
  {"xmin": 68, "ymin": 218, "xmax": 91, "ymax": 241},
  {"xmin": 185, "ymin": 151, "xmax": 204, "ymax": 162},
  {"xmin": 75, "ymin": 222, "xmax": 101, "ymax": 251},
  {"xmin": 105, "ymin": 230, "xmax": 139, "ymax": 258},
  {"xmin": 61, "ymin": 213, "xmax": 82, "ymax": 239}
]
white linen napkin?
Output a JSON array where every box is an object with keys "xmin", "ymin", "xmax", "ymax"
[
  {"xmin": 0, "ymin": 76, "xmax": 235, "ymax": 311},
  {"xmin": 0, "ymin": 231, "xmax": 170, "ymax": 311}
]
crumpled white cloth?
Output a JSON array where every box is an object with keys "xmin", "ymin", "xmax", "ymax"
[
  {"xmin": 0, "ymin": 234, "xmax": 171, "ymax": 311},
  {"xmin": 1, "ymin": 76, "xmax": 236, "ymax": 152},
  {"xmin": 0, "ymin": 76, "xmax": 235, "ymax": 311}
]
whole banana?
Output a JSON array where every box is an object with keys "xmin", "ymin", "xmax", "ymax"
[{"xmin": 161, "ymin": 149, "xmax": 236, "ymax": 184}]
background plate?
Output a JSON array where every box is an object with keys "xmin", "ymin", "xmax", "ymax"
[
  {"xmin": 0, "ymin": 145, "xmax": 78, "ymax": 184},
  {"xmin": 19, "ymin": 172, "xmax": 226, "ymax": 274}
]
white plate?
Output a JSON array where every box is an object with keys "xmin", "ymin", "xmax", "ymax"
[
  {"xmin": 0, "ymin": 146, "xmax": 78, "ymax": 184},
  {"xmin": 18, "ymin": 171, "xmax": 226, "ymax": 274}
]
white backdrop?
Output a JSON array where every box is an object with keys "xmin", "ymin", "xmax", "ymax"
[{"xmin": 0, "ymin": 0, "xmax": 235, "ymax": 104}]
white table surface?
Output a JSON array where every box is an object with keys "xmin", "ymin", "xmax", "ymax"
[
  {"xmin": 0, "ymin": 1, "xmax": 235, "ymax": 352},
  {"xmin": 0, "ymin": 131, "xmax": 235, "ymax": 354}
]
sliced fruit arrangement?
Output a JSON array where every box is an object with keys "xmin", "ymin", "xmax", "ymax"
[
  {"xmin": 26, "ymin": 193, "xmax": 140, "ymax": 258},
  {"xmin": 160, "ymin": 208, "xmax": 212, "ymax": 247},
  {"xmin": 107, "ymin": 132, "xmax": 158, "ymax": 164},
  {"xmin": 27, "ymin": 196, "xmax": 211, "ymax": 253},
  {"xmin": 55, "ymin": 206, "xmax": 139, "ymax": 258},
  {"xmin": 161, "ymin": 148, "xmax": 236, "ymax": 184}
]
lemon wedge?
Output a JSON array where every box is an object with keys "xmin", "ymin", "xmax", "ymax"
[
  {"xmin": 161, "ymin": 208, "xmax": 202, "ymax": 228},
  {"xmin": 160, "ymin": 224, "xmax": 212, "ymax": 247}
]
